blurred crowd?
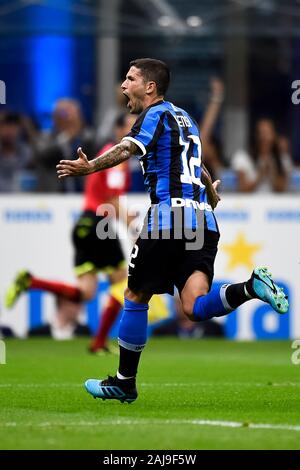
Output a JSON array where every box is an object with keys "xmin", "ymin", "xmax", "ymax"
[{"xmin": 0, "ymin": 80, "xmax": 298, "ymax": 194}]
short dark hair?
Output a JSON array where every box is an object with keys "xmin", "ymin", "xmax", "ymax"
[{"xmin": 130, "ymin": 58, "xmax": 170, "ymax": 96}]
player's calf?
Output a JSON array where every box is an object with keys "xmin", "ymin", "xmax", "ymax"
[{"xmin": 180, "ymin": 272, "xmax": 209, "ymax": 320}]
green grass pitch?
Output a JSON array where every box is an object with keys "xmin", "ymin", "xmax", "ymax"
[{"xmin": 0, "ymin": 337, "xmax": 299, "ymax": 450}]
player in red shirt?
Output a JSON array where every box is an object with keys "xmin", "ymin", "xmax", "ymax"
[{"xmin": 5, "ymin": 113, "xmax": 137, "ymax": 347}]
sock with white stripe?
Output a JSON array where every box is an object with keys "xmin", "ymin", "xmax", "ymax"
[
  {"xmin": 192, "ymin": 281, "xmax": 254, "ymax": 321},
  {"xmin": 224, "ymin": 282, "xmax": 254, "ymax": 309},
  {"xmin": 118, "ymin": 298, "xmax": 149, "ymax": 378},
  {"xmin": 193, "ymin": 285, "xmax": 233, "ymax": 321}
]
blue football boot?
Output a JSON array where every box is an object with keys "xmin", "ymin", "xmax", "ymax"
[
  {"xmin": 250, "ymin": 267, "xmax": 289, "ymax": 314},
  {"xmin": 84, "ymin": 375, "xmax": 137, "ymax": 403}
]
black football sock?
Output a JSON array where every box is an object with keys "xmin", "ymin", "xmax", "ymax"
[
  {"xmin": 118, "ymin": 345, "xmax": 142, "ymax": 379},
  {"xmin": 224, "ymin": 282, "xmax": 253, "ymax": 310}
]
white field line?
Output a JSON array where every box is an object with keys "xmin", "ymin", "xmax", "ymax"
[
  {"xmin": 0, "ymin": 419, "xmax": 300, "ymax": 432},
  {"xmin": 0, "ymin": 382, "xmax": 300, "ymax": 388}
]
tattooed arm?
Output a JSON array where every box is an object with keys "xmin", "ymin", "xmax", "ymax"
[{"xmin": 56, "ymin": 139, "xmax": 139, "ymax": 178}]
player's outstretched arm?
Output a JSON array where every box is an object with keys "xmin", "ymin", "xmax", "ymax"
[{"xmin": 57, "ymin": 140, "xmax": 139, "ymax": 179}]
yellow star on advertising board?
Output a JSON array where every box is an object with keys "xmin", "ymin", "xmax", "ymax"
[{"xmin": 221, "ymin": 232, "xmax": 262, "ymax": 271}]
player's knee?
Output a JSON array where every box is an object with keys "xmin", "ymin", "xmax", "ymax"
[{"xmin": 181, "ymin": 287, "xmax": 209, "ymax": 320}]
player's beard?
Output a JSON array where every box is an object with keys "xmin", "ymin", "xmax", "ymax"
[
  {"xmin": 124, "ymin": 90, "xmax": 143, "ymax": 114},
  {"xmin": 129, "ymin": 98, "xmax": 143, "ymax": 114}
]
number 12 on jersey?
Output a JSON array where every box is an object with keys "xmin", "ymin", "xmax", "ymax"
[{"xmin": 180, "ymin": 135, "xmax": 205, "ymax": 188}]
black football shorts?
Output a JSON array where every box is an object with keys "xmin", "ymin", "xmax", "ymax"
[{"xmin": 128, "ymin": 229, "xmax": 220, "ymax": 295}]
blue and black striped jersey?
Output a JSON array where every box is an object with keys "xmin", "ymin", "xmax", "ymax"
[{"xmin": 123, "ymin": 100, "xmax": 218, "ymax": 233}]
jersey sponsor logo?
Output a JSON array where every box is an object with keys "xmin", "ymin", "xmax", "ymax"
[{"xmin": 171, "ymin": 197, "xmax": 212, "ymax": 211}]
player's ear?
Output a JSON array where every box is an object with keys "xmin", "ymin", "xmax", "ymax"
[{"xmin": 146, "ymin": 81, "xmax": 156, "ymax": 95}]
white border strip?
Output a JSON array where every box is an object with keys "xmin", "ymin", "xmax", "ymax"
[{"xmin": 1, "ymin": 419, "xmax": 300, "ymax": 432}]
